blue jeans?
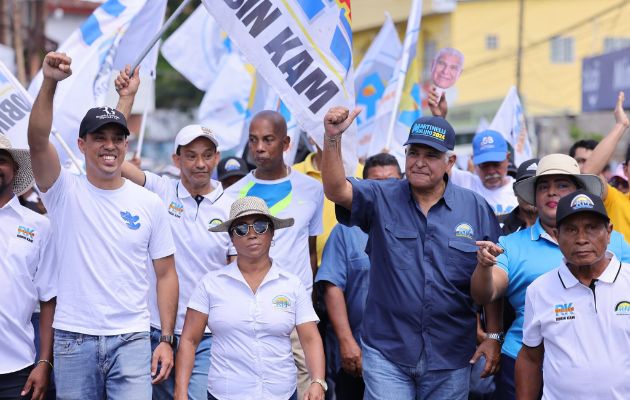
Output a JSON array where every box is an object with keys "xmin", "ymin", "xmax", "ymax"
[
  {"xmin": 53, "ymin": 329, "xmax": 151, "ymax": 400},
  {"xmin": 150, "ymin": 327, "xmax": 212, "ymax": 400},
  {"xmin": 362, "ymin": 341, "xmax": 470, "ymax": 400}
]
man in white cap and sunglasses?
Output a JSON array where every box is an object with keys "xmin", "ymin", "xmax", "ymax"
[
  {"xmin": 471, "ymin": 153, "xmax": 630, "ymax": 399},
  {"xmin": 28, "ymin": 52, "xmax": 178, "ymax": 399},
  {"xmin": 0, "ymin": 134, "xmax": 56, "ymax": 399},
  {"xmin": 116, "ymin": 70, "xmax": 236, "ymax": 399}
]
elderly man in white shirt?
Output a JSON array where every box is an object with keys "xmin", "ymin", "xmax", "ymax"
[
  {"xmin": 516, "ymin": 190, "xmax": 630, "ymax": 399},
  {"xmin": 0, "ymin": 134, "xmax": 55, "ymax": 400}
]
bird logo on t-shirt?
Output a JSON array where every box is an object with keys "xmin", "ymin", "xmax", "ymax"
[{"xmin": 120, "ymin": 211, "xmax": 141, "ymax": 230}]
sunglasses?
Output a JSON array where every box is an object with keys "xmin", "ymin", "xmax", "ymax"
[{"xmin": 231, "ymin": 220, "xmax": 271, "ymax": 237}]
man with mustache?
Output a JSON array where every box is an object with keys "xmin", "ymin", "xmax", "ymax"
[{"xmin": 449, "ymin": 130, "xmax": 518, "ymax": 216}]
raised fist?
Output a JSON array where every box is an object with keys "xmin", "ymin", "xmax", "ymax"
[{"xmin": 42, "ymin": 52, "xmax": 72, "ymax": 82}]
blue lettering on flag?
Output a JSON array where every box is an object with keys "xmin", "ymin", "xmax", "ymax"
[
  {"xmin": 330, "ymin": 27, "xmax": 351, "ymax": 72},
  {"xmin": 101, "ymin": 0, "xmax": 126, "ymax": 17},
  {"xmin": 80, "ymin": 15, "xmax": 103, "ymax": 46},
  {"xmin": 296, "ymin": 0, "xmax": 325, "ymax": 20}
]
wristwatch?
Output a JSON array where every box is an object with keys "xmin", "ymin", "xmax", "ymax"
[
  {"xmin": 310, "ymin": 378, "xmax": 328, "ymax": 392},
  {"xmin": 159, "ymin": 334, "xmax": 177, "ymax": 348},
  {"xmin": 485, "ymin": 332, "xmax": 505, "ymax": 344}
]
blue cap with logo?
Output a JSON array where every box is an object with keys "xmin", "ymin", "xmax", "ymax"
[
  {"xmin": 472, "ymin": 130, "xmax": 508, "ymax": 165},
  {"xmin": 404, "ymin": 116, "xmax": 455, "ymax": 152}
]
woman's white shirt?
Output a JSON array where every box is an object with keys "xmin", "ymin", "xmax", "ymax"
[{"xmin": 188, "ymin": 261, "xmax": 318, "ymax": 400}]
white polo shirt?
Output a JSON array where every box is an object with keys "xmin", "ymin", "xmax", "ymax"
[
  {"xmin": 188, "ymin": 261, "xmax": 319, "ymax": 400},
  {"xmin": 40, "ymin": 169, "xmax": 175, "ymax": 335},
  {"xmin": 523, "ymin": 252, "xmax": 630, "ymax": 399},
  {"xmin": 144, "ymin": 172, "xmax": 235, "ymax": 334},
  {"xmin": 450, "ymin": 168, "xmax": 517, "ymax": 216},
  {"xmin": 0, "ymin": 196, "xmax": 55, "ymax": 373},
  {"xmin": 224, "ymin": 170, "xmax": 324, "ymax": 293}
]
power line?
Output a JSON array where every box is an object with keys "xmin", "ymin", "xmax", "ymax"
[{"xmin": 464, "ymin": 0, "xmax": 629, "ymax": 73}]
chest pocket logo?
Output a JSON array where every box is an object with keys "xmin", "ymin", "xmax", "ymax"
[
  {"xmin": 272, "ymin": 295, "xmax": 291, "ymax": 309},
  {"xmin": 17, "ymin": 225, "xmax": 36, "ymax": 242},
  {"xmin": 120, "ymin": 211, "xmax": 141, "ymax": 230},
  {"xmin": 615, "ymin": 301, "xmax": 630, "ymax": 316}
]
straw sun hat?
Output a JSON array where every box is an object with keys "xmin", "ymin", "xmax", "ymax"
[{"xmin": 0, "ymin": 134, "xmax": 34, "ymax": 196}]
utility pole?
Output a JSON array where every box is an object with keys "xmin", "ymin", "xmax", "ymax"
[
  {"xmin": 13, "ymin": 0, "xmax": 27, "ymax": 85},
  {"xmin": 0, "ymin": 0, "xmax": 10, "ymax": 46},
  {"xmin": 516, "ymin": 0, "xmax": 525, "ymax": 95},
  {"xmin": 29, "ymin": 0, "xmax": 47, "ymax": 80}
]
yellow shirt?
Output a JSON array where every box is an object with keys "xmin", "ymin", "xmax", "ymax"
[
  {"xmin": 293, "ymin": 153, "xmax": 364, "ymax": 265},
  {"xmin": 603, "ymin": 184, "xmax": 630, "ymax": 243}
]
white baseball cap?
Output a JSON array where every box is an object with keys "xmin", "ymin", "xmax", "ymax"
[{"xmin": 173, "ymin": 125, "xmax": 219, "ymax": 153}]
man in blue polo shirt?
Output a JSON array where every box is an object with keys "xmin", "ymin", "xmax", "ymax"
[
  {"xmin": 471, "ymin": 153, "xmax": 630, "ymax": 399},
  {"xmin": 315, "ymin": 153, "xmax": 402, "ymax": 400},
  {"xmin": 320, "ymin": 107, "xmax": 502, "ymax": 399}
]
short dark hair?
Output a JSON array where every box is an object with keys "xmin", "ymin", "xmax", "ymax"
[
  {"xmin": 569, "ymin": 139, "xmax": 599, "ymax": 158},
  {"xmin": 363, "ymin": 153, "xmax": 401, "ymax": 179}
]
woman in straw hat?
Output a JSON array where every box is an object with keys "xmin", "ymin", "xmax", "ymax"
[{"xmin": 174, "ymin": 197, "xmax": 325, "ymax": 400}]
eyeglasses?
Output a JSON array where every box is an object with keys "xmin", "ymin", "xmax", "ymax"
[{"xmin": 231, "ymin": 220, "xmax": 271, "ymax": 237}]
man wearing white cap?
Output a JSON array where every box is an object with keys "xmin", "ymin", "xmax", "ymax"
[
  {"xmin": 471, "ymin": 153, "xmax": 630, "ymax": 399},
  {"xmin": 116, "ymin": 71, "xmax": 236, "ymax": 400},
  {"xmin": 0, "ymin": 134, "xmax": 55, "ymax": 399},
  {"xmin": 28, "ymin": 52, "xmax": 178, "ymax": 399}
]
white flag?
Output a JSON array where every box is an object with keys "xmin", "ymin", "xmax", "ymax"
[
  {"xmin": 27, "ymin": 0, "xmax": 161, "ymax": 162},
  {"xmin": 489, "ymin": 86, "xmax": 532, "ymax": 166},
  {"xmin": 200, "ymin": 0, "xmax": 357, "ymax": 174},
  {"xmin": 369, "ymin": 0, "xmax": 423, "ymax": 164},
  {"xmin": 161, "ymin": 5, "xmax": 233, "ymax": 91},
  {"xmin": 355, "ymin": 14, "xmax": 401, "ymax": 159},
  {"xmin": 197, "ymin": 53, "xmax": 254, "ymax": 151}
]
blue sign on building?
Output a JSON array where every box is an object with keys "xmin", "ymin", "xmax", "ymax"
[{"xmin": 582, "ymin": 46, "xmax": 630, "ymax": 112}]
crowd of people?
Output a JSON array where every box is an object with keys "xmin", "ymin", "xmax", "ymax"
[{"xmin": 2, "ymin": 50, "xmax": 630, "ymax": 400}]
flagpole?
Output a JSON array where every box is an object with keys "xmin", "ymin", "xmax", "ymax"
[
  {"xmin": 130, "ymin": 0, "xmax": 195, "ymax": 73},
  {"xmin": 384, "ymin": 0, "xmax": 423, "ymax": 151}
]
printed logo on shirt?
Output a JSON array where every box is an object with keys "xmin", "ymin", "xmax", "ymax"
[
  {"xmin": 614, "ymin": 301, "xmax": 630, "ymax": 316},
  {"xmin": 454, "ymin": 223, "xmax": 474, "ymax": 239},
  {"xmin": 570, "ymin": 194, "xmax": 595, "ymax": 210},
  {"xmin": 272, "ymin": 295, "xmax": 291, "ymax": 309},
  {"xmin": 16, "ymin": 225, "xmax": 36, "ymax": 242},
  {"xmin": 554, "ymin": 303, "xmax": 575, "ymax": 321},
  {"xmin": 120, "ymin": 211, "xmax": 141, "ymax": 230},
  {"xmin": 168, "ymin": 201, "xmax": 184, "ymax": 218},
  {"xmin": 208, "ymin": 218, "xmax": 222, "ymax": 230}
]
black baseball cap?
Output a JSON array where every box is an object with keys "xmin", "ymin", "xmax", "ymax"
[
  {"xmin": 515, "ymin": 158, "xmax": 539, "ymax": 182},
  {"xmin": 404, "ymin": 116, "xmax": 455, "ymax": 152},
  {"xmin": 79, "ymin": 107, "xmax": 130, "ymax": 138},
  {"xmin": 556, "ymin": 190, "xmax": 609, "ymax": 227},
  {"xmin": 217, "ymin": 156, "xmax": 248, "ymax": 181}
]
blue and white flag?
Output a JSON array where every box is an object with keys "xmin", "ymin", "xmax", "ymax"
[
  {"xmin": 489, "ymin": 86, "xmax": 532, "ymax": 166},
  {"xmin": 355, "ymin": 14, "xmax": 401, "ymax": 159},
  {"xmin": 201, "ymin": 0, "xmax": 357, "ymax": 173},
  {"xmin": 368, "ymin": 0, "xmax": 423, "ymax": 164},
  {"xmin": 28, "ymin": 0, "xmax": 166, "ymax": 162},
  {"xmin": 161, "ymin": 5, "xmax": 233, "ymax": 91}
]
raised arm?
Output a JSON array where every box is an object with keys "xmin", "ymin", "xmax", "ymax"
[
  {"xmin": 114, "ymin": 65, "xmax": 140, "ymax": 121},
  {"xmin": 582, "ymin": 92, "xmax": 630, "ymax": 198},
  {"xmin": 471, "ymin": 241, "xmax": 509, "ymax": 304},
  {"xmin": 28, "ymin": 52, "xmax": 72, "ymax": 192},
  {"xmin": 320, "ymin": 107, "xmax": 360, "ymax": 210}
]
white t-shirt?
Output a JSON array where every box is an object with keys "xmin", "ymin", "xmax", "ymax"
[
  {"xmin": 0, "ymin": 196, "xmax": 55, "ymax": 373},
  {"xmin": 224, "ymin": 170, "xmax": 324, "ymax": 292},
  {"xmin": 522, "ymin": 253, "xmax": 630, "ymax": 400},
  {"xmin": 450, "ymin": 167, "xmax": 518, "ymax": 216},
  {"xmin": 188, "ymin": 262, "xmax": 319, "ymax": 400},
  {"xmin": 144, "ymin": 172, "xmax": 235, "ymax": 334},
  {"xmin": 40, "ymin": 169, "xmax": 175, "ymax": 335}
]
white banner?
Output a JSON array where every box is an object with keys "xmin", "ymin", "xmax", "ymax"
[
  {"xmin": 161, "ymin": 5, "xmax": 233, "ymax": 91},
  {"xmin": 200, "ymin": 0, "xmax": 357, "ymax": 173},
  {"xmin": 355, "ymin": 14, "xmax": 401, "ymax": 159},
  {"xmin": 489, "ymin": 86, "xmax": 532, "ymax": 166},
  {"xmin": 369, "ymin": 0, "xmax": 423, "ymax": 162},
  {"xmin": 28, "ymin": 0, "xmax": 158, "ymax": 163}
]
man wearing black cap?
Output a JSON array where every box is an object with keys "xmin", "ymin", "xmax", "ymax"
[
  {"xmin": 498, "ymin": 158, "xmax": 539, "ymax": 234},
  {"xmin": 28, "ymin": 52, "xmax": 178, "ymax": 399},
  {"xmin": 516, "ymin": 190, "xmax": 630, "ymax": 399},
  {"xmin": 217, "ymin": 156, "xmax": 249, "ymax": 189},
  {"xmin": 321, "ymin": 107, "xmax": 502, "ymax": 399}
]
